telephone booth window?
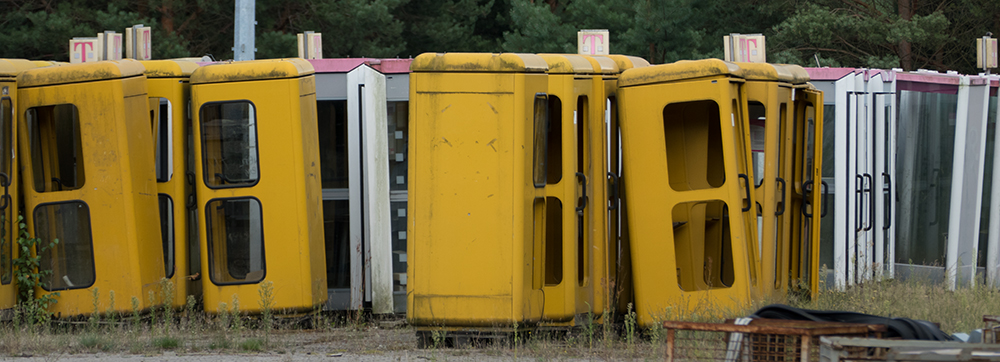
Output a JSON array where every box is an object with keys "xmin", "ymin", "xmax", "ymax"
[
  {"xmin": 159, "ymin": 194, "xmax": 175, "ymax": 279},
  {"xmin": 200, "ymin": 102, "xmax": 259, "ymax": 188},
  {"xmin": 532, "ymin": 94, "xmax": 549, "ymax": 187},
  {"xmin": 662, "ymin": 100, "xmax": 726, "ymax": 191},
  {"xmin": 36, "ymin": 201, "xmax": 95, "ymax": 291},
  {"xmin": 26, "ymin": 104, "xmax": 85, "ymax": 193},
  {"xmin": 206, "ymin": 197, "xmax": 265, "ymax": 285},
  {"xmin": 153, "ymin": 98, "xmax": 173, "ymax": 182},
  {"xmin": 0, "ymin": 97, "xmax": 10, "ymax": 285}
]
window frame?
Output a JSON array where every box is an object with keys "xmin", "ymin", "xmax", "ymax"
[
  {"xmin": 199, "ymin": 100, "xmax": 262, "ymax": 190},
  {"xmin": 204, "ymin": 196, "xmax": 267, "ymax": 286}
]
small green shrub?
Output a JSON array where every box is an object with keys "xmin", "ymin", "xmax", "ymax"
[
  {"xmin": 239, "ymin": 338, "xmax": 264, "ymax": 352},
  {"xmin": 12, "ymin": 216, "xmax": 59, "ymax": 326},
  {"xmin": 152, "ymin": 336, "xmax": 180, "ymax": 350}
]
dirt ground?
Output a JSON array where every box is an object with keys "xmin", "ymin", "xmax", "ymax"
[{"xmin": 0, "ymin": 325, "xmax": 666, "ymax": 361}]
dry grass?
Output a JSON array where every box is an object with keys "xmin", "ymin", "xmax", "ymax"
[{"xmin": 0, "ymin": 278, "xmax": 998, "ymax": 358}]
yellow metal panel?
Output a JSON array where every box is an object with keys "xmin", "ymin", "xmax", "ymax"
[
  {"xmin": 408, "ymin": 65, "xmax": 546, "ymax": 328},
  {"xmin": 17, "ymin": 59, "xmax": 145, "ymax": 88},
  {"xmin": 190, "ymin": 58, "xmax": 314, "ymax": 85},
  {"xmin": 18, "ymin": 70, "xmax": 163, "ymax": 317},
  {"xmin": 191, "ymin": 61, "xmax": 325, "ymax": 314},
  {"xmin": 410, "ymin": 53, "xmax": 547, "ymax": 73},
  {"xmin": 618, "ymin": 59, "xmax": 742, "ymax": 87}
]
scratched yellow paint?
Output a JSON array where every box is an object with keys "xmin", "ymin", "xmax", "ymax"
[
  {"xmin": 617, "ymin": 59, "xmax": 758, "ymax": 328},
  {"xmin": 17, "ymin": 59, "xmax": 164, "ymax": 317},
  {"xmin": 142, "ymin": 60, "xmax": 200, "ymax": 310},
  {"xmin": 408, "ymin": 53, "xmax": 547, "ymax": 328},
  {"xmin": 190, "ymin": 59, "xmax": 326, "ymax": 314}
]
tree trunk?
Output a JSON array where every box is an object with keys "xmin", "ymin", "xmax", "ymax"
[{"xmin": 898, "ymin": 0, "xmax": 913, "ymax": 70}]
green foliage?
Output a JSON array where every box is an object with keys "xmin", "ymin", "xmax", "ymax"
[
  {"xmin": 258, "ymin": 281, "xmax": 275, "ymax": 345},
  {"xmin": 0, "ymin": 0, "xmax": 994, "ymax": 75},
  {"xmin": 12, "ymin": 215, "xmax": 59, "ymax": 326}
]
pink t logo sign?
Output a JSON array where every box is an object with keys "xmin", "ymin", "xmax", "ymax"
[
  {"xmin": 74, "ymin": 42, "xmax": 94, "ymax": 62},
  {"xmin": 582, "ymin": 34, "xmax": 604, "ymax": 55}
]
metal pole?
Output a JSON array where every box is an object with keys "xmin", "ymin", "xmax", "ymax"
[{"xmin": 234, "ymin": 0, "xmax": 255, "ymax": 61}]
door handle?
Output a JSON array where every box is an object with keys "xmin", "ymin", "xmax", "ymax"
[
  {"xmin": 738, "ymin": 173, "xmax": 751, "ymax": 212},
  {"xmin": 821, "ymin": 181, "xmax": 829, "ymax": 218},
  {"xmin": 576, "ymin": 172, "xmax": 587, "ymax": 215},
  {"xmin": 607, "ymin": 172, "xmax": 618, "ymax": 211},
  {"xmin": 864, "ymin": 173, "xmax": 874, "ymax": 231},
  {"xmin": 883, "ymin": 172, "xmax": 892, "ymax": 230},
  {"xmin": 855, "ymin": 175, "xmax": 863, "ymax": 232},
  {"xmin": 775, "ymin": 177, "xmax": 786, "ymax": 216}
]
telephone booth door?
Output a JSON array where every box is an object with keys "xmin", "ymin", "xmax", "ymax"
[
  {"xmin": 142, "ymin": 60, "xmax": 200, "ymax": 309},
  {"xmin": 618, "ymin": 60, "xmax": 757, "ymax": 328},
  {"xmin": 310, "ymin": 60, "xmax": 397, "ymax": 314}
]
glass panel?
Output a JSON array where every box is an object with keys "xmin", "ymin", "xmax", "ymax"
[
  {"xmin": 36, "ymin": 202, "xmax": 94, "ymax": 291},
  {"xmin": 323, "ymin": 200, "xmax": 350, "ymax": 289},
  {"xmin": 544, "ymin": 197, "xmax": 563, "ymax": 286},
  {"xmin": 153, "ymin": 98, "xmax": 172, "ymax": 182},
  {"xmin": 0, "ymin": 98, "xmax": 10, "ymax": 285},
  {"xmin": 27, "ymin": 104, "xmax": 85, "ymax": 192},
  {"xmin": 390, "ymin": 200, "xmax": 407, "ymax": 292},
  {"xmin": 576, "ymin": 95, "xmax": 588, "ymax": 286},
  {"xmin": 979, "ymin": 95, "xmax": 997, "ymax": 266},
  {"xmin": 317, "ymin": 100, "xmax": 349, "ymax": 189},
  {"xmin": 748, "ymin": 102, "xmax": 766, "ymax": 187},
  {"xmin": 822, "ymin": 105, "xmax": 836, "ymax": 178},
  {"xmin": 663, "ymin": 100, "xmax": 726, "ymax": 191},
  {"xmin": 388, "ymin": 101, "xmax": 409, "ymax": 192},
  {"xmin": 895, "ymin": 90, "xmax": 959, "ymax": 265},
  {"xmin": 200, "ymin": 102, "xmax": 259, "ymax": 187},
  {"xmin": 532, "ymin": 94, "xmax": 549, "ymax": 187},
  {"xmin": 819, "ymin": 104, "xmax": 836, "ymax": 270},
  {"xmin": 673, "ymin": 200, "xmax": 734, "ymax": 290},
  {"xmin": 206, "ymin": 198, "xmax": 264, "ymax": 284},
  {"xmin": 159, "ymin": 194, "xmax": 175, "ymax": 279},
  {"xmin": 547, "ymin": 96, "xmax": 562, "ymax": 185}
]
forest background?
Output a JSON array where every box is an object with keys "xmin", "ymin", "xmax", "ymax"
[{"xmin": 0, "ymin": 0, "xmax": 997, "ymax": 74}]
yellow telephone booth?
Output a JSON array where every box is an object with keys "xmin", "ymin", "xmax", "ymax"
[
  {"xmin": 739, "ymin": 63, "xmax": 824, "ymax": 300},
  {"xmin": 617, "ymin": 59, "xmax": 759, "ymax": 327},
  {"xmin": 142, "ymin": 60, "xmax": 200, "ymax": 309},
  {"xmin": 190, "ymin": 59, "xmax": 326, "ymax": 314},
  {"xmin": 408, "ymin": 53, "xmax": 547, "ymax": 330},
  {"xmin": 593, "ymin": 55, "xmax": 649, "ymax": 316},
  {"xmin": 17, "ymin": 60, "xmax": 164, "ymax": 317},
  {"xmin": 0, "ymin": 60, "xmax": 33, "ymax": 317},
  {"xmin": 739, "ymin": 62, "xmax": 797, "ymax": 300},
  {"xmin": 789, "ymin": 78, "xmax": 824, "ymax": 299}
]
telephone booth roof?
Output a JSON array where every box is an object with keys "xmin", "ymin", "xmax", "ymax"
[
  {"xmin": 142, "ymin": 60, "xmax": 199, "ymax": 78},
  {"xmin": 537, "ymin": 54, "xmax": 596, "ymax": 74},
  {"xmin": 618, "ymin": 58, "xmax": 742, "ymax": 87},
  {"xmin": 190, "ymin": 58, "xmax": 314, "ymax": 85},
  {"xmin": 410, "ymin": 53, "xmax": 547, "ymax": 73},
  {"xmin": 17, "ymin": 59, "xmax": 144, "ymax": 87},
  {"xmin": 600, "ymin": 55, "xmax": 650, "ymax": 71}
]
